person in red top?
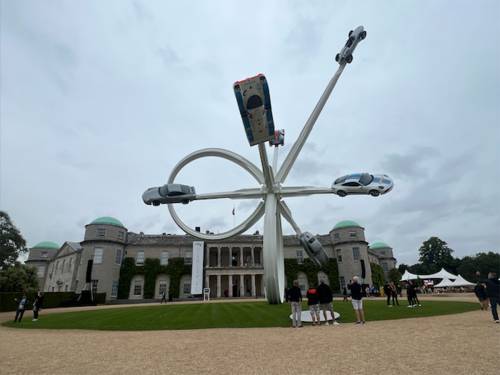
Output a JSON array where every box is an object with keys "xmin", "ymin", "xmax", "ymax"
[{"xmin": 306, "ymin": 285, "xmax": 320, "ymax": 326}]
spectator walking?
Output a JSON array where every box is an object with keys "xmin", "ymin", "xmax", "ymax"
[
  {"xmin": 342, "ymin": 287, "xmax": 348, "ymax": 302},
  {"xmin": 13, "ymin": 294, "xmax": 28, "ymax": 323},
  {"xmin": 473, "ymin": 282, "xmax": 488, "ymax": 311},
  {"xmin": 288, "ymin": 280, "xmax": 303, "ymax": 328},
  {"xmin": 306, "ymin": 285, "xmax": 320, "ymax": 326},
  {"xmin": 317, "ymin": 280, "xmax": 339, "ymax": 326},
  {"xmin": 383, "ymin": 283, "xmax": 392, "ymax": 307},
  {"xmin": 484, "ymin": 272, "xmax": 500, "ymax": 323},
  {"xmin": 32, "ymin": 291, "xmax": 44, "ymax": 321},
  {"xmin": 160, "ymin": 291, "xmax": 167, "ymax": 304},
  {"xmin": 350, "ymin": 276, "xmax": 365, "ymax": 324},
  {"xmin": 389, "ymin": 282, "xmax": 400, "ymax": 306}
]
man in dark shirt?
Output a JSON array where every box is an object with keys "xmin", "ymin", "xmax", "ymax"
[
  {"xmin": 473, "ymin": 282, "xmax": 488, "ymax": 311},
  {"xmin": 288, "ymin": 280, "xmax": 303, "ymax": 328},
  {"xmin": 350, "ymin": 276, "xmax": 365, "ymax": 324},
  {"xmin": 484, "ymin": 272, "xmax": 500, "ymax": 323},
  {"xmin": 317, "ymin": 280, "xmax": 339, "ymax": 326},
  {"xmin": 306, "ymin": 285, "xmax": 320, "ymax": 325}
]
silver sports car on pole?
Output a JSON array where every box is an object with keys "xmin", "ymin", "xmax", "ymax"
[
  {"xmin": 335, "ymin": 25, "xmax": 367, "ymax": 64},
  {"xmin": 142, "ymin": 184, "xmax": 196, "ymax": 205},
  {"xmin": 298, "ymin": 232, "xmax": 329, "ymax": 267},
  {"xmin": 332, "ymin": 173, "xmax": 393, "ymax": 197}
]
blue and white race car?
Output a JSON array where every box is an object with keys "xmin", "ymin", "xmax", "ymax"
[
  {"xmin": 234, "ymin": 74, "xmax": 275, "ymax": 146},
  {"xmin": 332, "ymin": 173, "xmax": 393, "ymax": 197}
]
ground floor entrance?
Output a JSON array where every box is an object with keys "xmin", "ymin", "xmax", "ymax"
[{"xmin": 206, "ymin": 273, "xmax": 264, "ymax": 298}]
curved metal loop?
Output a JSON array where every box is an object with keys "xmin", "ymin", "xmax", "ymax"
[{"xmin": 167, "ymin": 148, "xmax": 265, "ymax": 240}]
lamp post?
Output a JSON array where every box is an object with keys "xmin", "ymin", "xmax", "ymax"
[{"xmin": 148, "ymin": 27, "xmax": 379, "ymax": 304}]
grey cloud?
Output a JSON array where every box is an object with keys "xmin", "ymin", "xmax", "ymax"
[{"xmin": 380, "ymin": 146, "xmax": 440, "ymax": 179}]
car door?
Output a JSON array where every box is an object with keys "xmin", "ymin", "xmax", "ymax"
[{"xmin": 342, "ymin": 181, "xmax": 362, "ymax": 194}]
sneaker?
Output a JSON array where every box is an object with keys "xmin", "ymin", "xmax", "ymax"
[
  {"xmin": 388, "ymin": 305, "xmax": 393, "ymax": 308},
  {"xmin": 418, "ymin": 304, "xmax": 422, "ymax": 306},
  {"xmin": 324, "ymin": 322, "xmax": 330, "ymax": 326},
  {"xmin": 361, "ymin": 321, "xmax": 365, "ymax": 324},
  {"xmin": 32, "ymin": 319, "xmax": 38, "ymax": 322},
  {"xmin": 333, "ymin": 321, "xmax": 340, "ymax": 326},
  {"xmin": 355, "ymin": 321, "xmax": 361, "ymax": 325},
  {"xmin": 495, "ymin": 320, "xmax": 499, "ymax": 324},
  {"xmin": 297, "ymin": 325, "xmax": 303, "ymax": 328}
]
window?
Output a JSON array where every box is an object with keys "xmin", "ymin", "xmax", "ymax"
[
  {"xmin": 115, "ymin": 249, "xmax": 123, "ymax": 265},
  {"xmin": 97, "ymin": 228, "xmax": 106, "ymax": 238},
  {"xmin": 62, "ymin": 259, "xmax": 66, "ymax": 272},
  {"xmin": 359, "ymin": 173, "xmax": 374, "ymax": 186},
  {"xmin": 379, "ymin": 250, "xmax": 386, "ymax": 255},
  {"xmin": 94, "ymin": 248, "xmax": 103, "ymax": 264},
  {"xmin": 51, "ymin": 287, "xmax": 55, "ymax": 292},
  {"xmin": 41, "ymin": 251, "xmax": 48, "ymax": 258},
  {"xmin": 134, "ymin": 281, "xmax": 142, "ymax": 296},
  {"xmin": 56, "ymin": 261, "xmax": 60, "ymax": 272},
  {"xmin": 340, "ymin": 276, "xmax": 346, "ymax": 290},
  {"xmin": 183, "ymin": 283, "xmax": 191, "ymax": 294},
  {"xmin": 136, "ymin": 251, "xmax": 145, "ymax": 265},
  {"xmin": 68, "ymin": 258, "xmax": 73, "ymax": 271},
  {"xmin": 349, "ymin": 231, "xmax": 357, "ymax": 238},
  {"xmin": 160, "ymin": 251, "xmax": 169, "ymax": 266},
  {"xmin": 184, "ymin": 252, "xmax": 192, "ymax": 265},
  {"xmin": 352, "ymin": 247, "xmax": 360, "ymax": 261},
  {"xmin": 334, "ymin": 175, "xmax": 347, "ymax": 184},
  {"xmin": 296, "ymin": 250, "xmax": 304, "ymax": 264},
  {"xmin": 336, "ymin": 249, "xmax": 342, "ymax": 262},
  {"xmin": 111, "ymin": 281, "xmax": 119, "ymax": 297},
  {"xmin": 333, "ymin": 233, "xmax": 340, "ymax": 239},
  {"xmin": 37, "ymin": 266, "xmax": 45, "ymax": 277},
  {"xmin": 342, "ymin": 181, "xmax": 361, "ymax": 187},
  {"xmin": 117, "ymin": 231, "xmax": 124, "ymax": 241},
  {"xmin": 75, "ymin": 280, "xmax": 79, "ymax": 291},
  {"xmin": 382, "ymin": 262, "xmax": 389, "ymax": 271},
  {"xmin": 64, "ymin": 285, "xmax": 68, "ymax": 292}
]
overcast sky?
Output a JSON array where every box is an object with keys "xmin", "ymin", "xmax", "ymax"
[{"xmin": 1, "ymin": 0, "xmax": 499, "ymax": 265}]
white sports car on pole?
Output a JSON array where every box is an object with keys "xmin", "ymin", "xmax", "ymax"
[
  {"xmin": 298, "ymin": 232, "xmax": 329, "ymax": 267},
  {"xmin": 234, "ymin": 74, "xmax": 275, "ymax": 146},
  {"xmin": 142, "ymin": 184, "xmax": 196, "ymax": 205},
  {"xmin": 331, "ymin": 173, "xmax": 393, "ymax": 197},
  {"xmin": 335, "ymin": 26, "xmax": 367, "ymax": 64}
]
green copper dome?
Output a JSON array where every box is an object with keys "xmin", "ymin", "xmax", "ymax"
[
  {"xmin": 370, "ymin": 241, "xmax": 391, "ymax": 249},
  {"xmin": 32, "ymin": 241, "xmax": 60, "ymax": 250},
  {"xmin": 333, "ymin": 220, "xmax": 361, "ymax": 229},
  {"xmin": 90, "ymin": 216, "xmax": 125, "ymax": 227}
]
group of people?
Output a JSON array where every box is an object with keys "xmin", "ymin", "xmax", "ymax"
[
  {"xmin": 383, "ymin": 281, "xmax": 402, "ymax": 307},
  {"xmin": 13, "ymin": 291, "xmax": 44, "ymax": 323},
  {"xmin": 473, "ymin": 272, "xmax": 500, "ymax": 323},
  {"xmin": 287, "ymin": 276, "xmax": 365, "ymax": 327}
]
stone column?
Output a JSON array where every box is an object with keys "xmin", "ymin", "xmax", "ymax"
[
  {"xmin": 216, "ymin": 275, "xmax": 221, "ymax": 298},
  {"xmin": 251, "ymin": 274, "xmax": 256, "ymax": 297},
  {"xmin": 240, "ymin": 249, "xmax": 244, "ymax": 267},
  {"xmin": 251, "ymin": 248, "xmax": 255, "ymax": 267},
  {"xmin": 205, "ymin": 247, "xmax": 209, "ymax": 267},
  {"xmin": 217, "ymin": 247, "xmax": 221, "ymax": 267},
  {"xmin": 240, "ymin": 274, "xmax": 245, "ymax": 297},
  {"xmin": 205, "ymin": 275, "xmax": 209, "ymax": 289},
  {"xmin": 228, "ymin": 275, "xmax": 233, "ymax": 297},
  {"xmin": 229, "ymin": 248, "xmax": 233, "ymax": 267}
]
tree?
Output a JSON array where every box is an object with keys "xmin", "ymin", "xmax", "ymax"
[
  {"xmin": 370, "ymin": 263, "xmax": 385, "ymax": 287},
  {"xmin": 457, "ymin": 252, "xmax": 500, "ymax": 282},
  {"xmin": 418, "ymin": 237, "xmax": 454, "ymax": 269},
  {"xmin": 0, "ymin": 211, "xmax": 27, "ymax": 269},
  {"xmin": 387, "ymin": 268, "xmax": 402, "ymax": 283},
  {"xmin": 398, "ymin": 264, "xmax": 409, "ymax": 274},
  {"xmin": 0, "ymin": 262, "xmax": 39, "ymax": 292}
]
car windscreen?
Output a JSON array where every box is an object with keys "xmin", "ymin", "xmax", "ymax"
[
  {"xmin": 334, "ymin": 176, "xmax": 347, "ymax": 184},
  {"xmin": 359, "ymin": 173, "xmax": 374, "ymax": 186}
]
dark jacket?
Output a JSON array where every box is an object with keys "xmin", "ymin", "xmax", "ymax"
[
  {"xmin": 317, "ymin": 283, "xmax": 333, "ymax": 304},
  {"xmin": 485, "ymin": 278, "xmax": 500, "ymax": 299},
  {"xmin": 474, "ymin": 283, "xmax": 487, "ymax": 300},
  {"xmin": 288, "ymin": 286, "xmax": 302, "ymax": 302},
  {"xmin": 350, "ymin": 282, "xmax": 363, "ymax": 300},
  {"xmin": 33, "ymin": 295, "xmax": 44, "ymax": 311},
  {"xmin": 306, "ymin": 288, "xmax": 319, "ymax": 305}
]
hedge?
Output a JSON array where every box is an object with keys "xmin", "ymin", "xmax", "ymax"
[
  {"xmin": 371, "ymin": 262, "xmax": 385, "ymax": 288},
  {"xmin": 117, "ymin": 257, "xmax": 190, "ymax": 300},
  {"xmin": 0, "ymin": 292, "xmax": 106, "ymax": 312},
  {"xmin": 284, "ymin": 258, "xmax": 340, "ymax": 292}
]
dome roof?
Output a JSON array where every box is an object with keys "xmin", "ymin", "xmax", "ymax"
[
  {"xmin": 333, "ymin": 220, "xmax": 361, "ymax": 230},
  {"xmin": 89, "ymin": 216, "xmax": 125, "ymax": 227},
  {"xmin": 32, "ymin": 241, "xmax": 60, "ymax": 250},
  {"xmin": 370, "ymin": 241, "xmax": 391, "ymax": 249}
]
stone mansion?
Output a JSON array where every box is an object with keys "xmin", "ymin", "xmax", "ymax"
[{"xmin": 26, "ymin": 217, "xmax": 397, "ymax": 301}]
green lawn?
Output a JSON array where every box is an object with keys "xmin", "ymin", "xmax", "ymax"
[{"xmin": 2, "ymin": 300, "xmax": 477, "ymax": 331}]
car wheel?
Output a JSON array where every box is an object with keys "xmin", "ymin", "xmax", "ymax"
[
  {"xmin": 359, "ymin": 31, "xmax": 367, "ymax": 40},
  {"xmin": 369, "ymin": 190, "xmax": 380, "ymax": 197},
  {"xmin": 346, "ymin": 55, "xmax": 353, "ymax": 63},
  {"xmin": 337, "ymin": 190, "xmax": 347, "ymax": 197},
  {"xmin": 335, "ymin": 53, "xmax": 340, "ymax": 62},
  {"xmin": 349, "ymin": 30, "xmax": 353, "ymax": 37}
]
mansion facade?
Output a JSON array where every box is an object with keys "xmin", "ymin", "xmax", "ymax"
[{"xmin": 26, "ymin": 217, "xmax": 397, "ymax": 301}]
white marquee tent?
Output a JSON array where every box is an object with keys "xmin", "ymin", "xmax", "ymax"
[
  {"xmin": 434, "ymin": 278, "xmax": 455, "ymax": 288},
  {"xmin": 450, "ymin": 274, "xmax": 475, "ymax": 287},
  {"xmin": 400, "ymin": 268, "xmax": 458, "ymax": 281}
]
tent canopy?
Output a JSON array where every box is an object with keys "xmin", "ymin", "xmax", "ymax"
[
  {"xmin": 400, "ymin": 268, "xmax": 458, "ymax": 281},
  {"xmin": 450, "ymin": 274, "xmax": 474, "ymax": 287},
  {"xmin": 434, "ymin": 277, "xmax": 455, "ymax": 288},
  {"xmin": 401, "ymin": 270, "xmax": 419, "ymax": 281}
]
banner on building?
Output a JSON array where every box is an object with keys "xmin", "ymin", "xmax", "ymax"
[{"xmin": 191, "ymin": 241, "xmax": 204, "ymax": 295}]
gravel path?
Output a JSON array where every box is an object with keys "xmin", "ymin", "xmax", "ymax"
[{"xmin": 1, "ymin": 296, "xmax": 498, "ymax": 375}]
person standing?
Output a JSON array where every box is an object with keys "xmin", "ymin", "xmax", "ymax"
[
  {"xmin": 317, "ymin": 280, "xmax": 339, "ymax": 326},
  {"xmin": 350, "ymin": 276, "xmax": 365, "ymax": 324},
  {"xmin": 342, "ymin": 287, "xmax": 348, "ymax": 302},
  {"xmin": 473, "ymin": 282, "xmax": 488, "ymax": 311},
  {"xmin": 484, "ymin": 272, "xmax": 500, "ymax": 323},
  {"xmin": 160, "ymin": 290, "xmax": 167, "ymax": 304},
  {"xmin": 13, "ymin": 294, "xmax": 28, "ymax": 323},
  {"xmin": 407, "ymin": 281, "xmax": 416, "ymax": 307},
  {"xmin": 306, "ymin": 285, "xmax": 320, "ymax": 326},
  {"xmin": 32, "ymin": 292, "xmax": 44, "ymax": 321},
  {"xmin": 389, "ymin": 282, "xmax": 400, "ymax": 306},
  {"xmin": 383, "ymin": 283, "xmax": 392, "ymax": 307},
  {"xmin": 288, "ymin": 280, "xmax": 303, "ymax": 328}
]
